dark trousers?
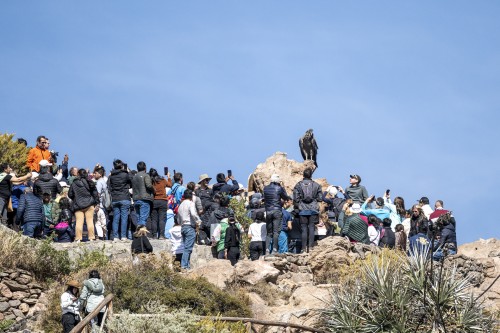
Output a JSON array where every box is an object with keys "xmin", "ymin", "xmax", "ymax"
[
  {"xmin": 227, "ymin": 246, "xmax": 240, "ymax": 266},
  {"xmin": 300, "ymin": 214, "xmax": 318, "ymax": 252},
  {"xmin": 62, "ymin": 313, "xmax": 79, "ymax": 333},
  {"xmin": 288, "ymin": 238, "xmax": 302, "ymax": 254},
  {"xmin": 249, "ymin": 241, "xmax": 265, "ymax": 260},
  {"xmin": 265, "ymin": 210, "xmax": 283, "ymax": 253},
  {"xmin": 150, "ymin": 200, "xmax": 167, "ymax": 238}
]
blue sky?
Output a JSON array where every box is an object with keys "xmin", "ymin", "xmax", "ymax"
[{"xmin": 1, "ymin": 1, "xmax": 499, "ymax": 244}]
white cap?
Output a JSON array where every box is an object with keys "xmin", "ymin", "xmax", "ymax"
[
  {"xmin": 327, "ymin": 185, "xmax": 338, "ymax": 196},
  {"xmin": 270, "ymin": 174, "xmax": 280, "ymax": 183},
  {"xmin": 39, "ymin": 160, "xmax": 52, "ymax": 167},
  {"xmin": 351, "ymin": 203, "xmax": 362, "ymax": 214}
]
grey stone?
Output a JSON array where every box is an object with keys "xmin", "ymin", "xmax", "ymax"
[
  {"xmin": 0, "ymin": 302, "xmax": 10, "ymax": 312},
  {"xmin": 23, "ymin": 299, "xmax": 38, "ymax": 305},
  {"xmin": 9, "ymin": 299, "xmax": 21, "ymax": 308},
  {"xmin": 3, "ymin": 280, "xmax": 29, "ymax": 292},
  {"xmin": 12, "ymin": 308, "xmax": 25, "ymax": 319}
]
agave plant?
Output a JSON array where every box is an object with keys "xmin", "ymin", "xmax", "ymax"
[{"xmin": 321, "ymin": 249, "xmax": 498, "ymax": 333}]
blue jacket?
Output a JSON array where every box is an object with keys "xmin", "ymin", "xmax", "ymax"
[
  {"xmin": 16, "ymin": 193, "xmax": 44, "ymax": 224},
  {"xmin": 212, "ymin": 180, "xmax": 239, "ymax": 196},
  {"xmin": 264, "ymin": 183, "xmax": 291, "ymax": 212},
  {"xmin": 361, "ymin": 202, "xmax": 391, "ymax": 221},
  {"xmin": 11, "ymin": 184, "xmax": 27, "ymax": 209},
  {"xmin": 281, "ymin": 208, "xmax": 292, "ymax": 231},
  {"xmin": 168, "ymin": 183, "xmax": 186, "ymax": 203},
  {"xmin": 434, "ymin": 223, "xmax": 457, "ymax": 251}
]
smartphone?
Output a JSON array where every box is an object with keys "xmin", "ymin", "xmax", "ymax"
[
  {"xmin": 123, "ymin": 163, "xmax": 128, "ymax": 170},
  {"xmin": 173, "ymin": 169, "xmax": 176, "ymax": 175},
  {"xmin": 386, "ymin": 189, "xmax": 390, "ymax": 195},
  {"xmin": 164, "ymin": 167, "xmax": 168, "ymax": 176},
  {"xmin": 227, "ymin": 170, "xmax": 232, "ymax": 177}
]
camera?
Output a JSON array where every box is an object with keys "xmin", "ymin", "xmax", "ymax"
[{"xmin": 50, "ymin": 150, "xmax": 59, "ymax": 163}]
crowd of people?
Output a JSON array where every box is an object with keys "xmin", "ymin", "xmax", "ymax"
[{"xmin": 0, "ymin": 135, "xmax": 458, "ymax": 271}]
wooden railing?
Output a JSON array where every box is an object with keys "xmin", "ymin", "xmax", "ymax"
[
  {"xmin": 112, "ymin": 313, "xmax": 326, "ymax": 333},
  {"xmin": 71, "ymin": 294, "xmax": 325, "ymax": 333},
  {"xmin": 69, "ymin": 293, "xmax": 113, "ymax": 333}
]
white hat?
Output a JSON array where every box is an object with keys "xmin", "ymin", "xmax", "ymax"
[
  {"xmin": 351, "ymin": 203, "xmax": 362, "ymax": 214},
  {"xmin": 270, "ymin": 174, "xmax": 280, "ymax": 183},
  {"xmin": 39, "ymin": 160, "xmax": 52, "ymax": 167},
  {"xmin": 31, "ymin": 172, "xmax": 39, "ymax": 179},
  {"xmin": 327, "ymin": 185, "xmax": 338, "ymax": 196},
  {"xmin": 238, "ymin": 183, "xmax": 245, "ymax": 191},
  {"xmin": 59, "ymin": 181, "xmax": 69, "ymax": 188}
]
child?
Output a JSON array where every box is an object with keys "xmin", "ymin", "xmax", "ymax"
[
  {"xmin": 54, "ymin": 197, "xmax": 74, "ymax": 243},
  {"xmin": 169, "ymin": 219, "xmax": 184, "ymax": 263},
  {"xmin": 395, "ymin": 223, "xmax": 407, "ymax": 252},
  {"xmin": 248, "ymin": 211, "xmax": 267, "ymax": 260},
  {"xmin": 93, "ymin": 206, "xmax": 107, "ymax": 240}
]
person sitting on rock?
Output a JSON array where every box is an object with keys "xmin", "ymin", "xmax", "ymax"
[
  {"xmin": 248, "ymin": 211, "xmax": 267, "ymax": 260},
  {"xmin": 131, "ymin": 225, "xmax": 153, "ymax": 257},
  {"xmin": 341, "ymin": 202, "xmax": 370, "ymax": 245},
  {"xmin": 264, "ymin": 174, "xmax": 292, "ymax": 254}
]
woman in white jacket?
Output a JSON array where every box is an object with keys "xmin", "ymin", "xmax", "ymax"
[
  {"xmin": 367, "ymin": 215, "xmax": 381, "ymax": 246},
  {"xmin": 61, "ymin": 280, "xmax": 81, "ymax": 333}
]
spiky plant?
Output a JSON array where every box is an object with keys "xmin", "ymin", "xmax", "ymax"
[{"xmin": 321, "ymin": 248, "xmax": 498, "ymax": 333}]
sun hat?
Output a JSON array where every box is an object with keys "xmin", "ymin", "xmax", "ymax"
[
  {"xmin": 198, "ymin": 174, "xmax": 212, "ymax": 184},
  {"xmin": 351, "ymin": 203, "xmax": 362, "ymax": 214},
  {"xmin": 66, "ymin": 280, "xmax": 80, "ymax": 288},
  {"xmin": 270, "ymin": 174, "xmax": 280, "ymax": 183},
  {"xmin": 327, "ymin": 185, "xmax": 338, "ymax": 196}
]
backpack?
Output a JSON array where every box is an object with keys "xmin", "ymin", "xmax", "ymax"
[
  {"xmin": 100, "ymin": 187, "xmax": 112, "ymax": 210},
  {"xmin": 167, "ymin": 185, "xmax": 181, "ymax": 214},
  {"xmin": 300, "ymin": 181, "xmax": 314, "ymax": 204}
]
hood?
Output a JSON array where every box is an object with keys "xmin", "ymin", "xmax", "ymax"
[
  {"xmin": 111, "ymin": 169, "xmax": 128, "ymax": 176},
  {"xmin": 443, "ymin": 223, "xmax": 456, "ymax": 232},
  {"xmin": 214, "ymin": 207, "xmax": 230, "ymax": 220},
  {"xmin": 84, "ymin": 278, "xmax": 104, "ymax": 293},
  {"xmin": 38, "ymin": 172, "xmax": 54, "ymax": 182},
  {"xmin": 212, "ymin": 182, "xmax": 225, "ymax": 191}
]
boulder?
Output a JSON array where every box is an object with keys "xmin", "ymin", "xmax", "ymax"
[
  {"xmin": 16, "ymin": 274, "xmax": 32, "ymax": 285},
  {"xmin": 0, "ymin": 283, "xmax": 13, "ymax": 298},
  {"xmin": 188, "ymin": 260, "xmax": 235, "ymax": 289},
  {"xmin": 11, "ymin": 308, "xmax": 25, "ymax": 319},
  {"xmin": 309, "ymin": 236, "xmax": 353, "ymax": 282},
  {"xmin": 23, "ymin": 299, "xmax": 38, "ymax": 306},
  {"xmin": 247, "ymin": 152, "xmax": 327, "ymax": 196},
  {"xmin": 232, "ymin": 260, "xmax": 280, "ymax": 285},
  {"xmin": 291, "ymin": 285, "xmax": 330, "ymax": 308},
  {"xmin": 3, "ymin": 280, "xmax": 29, "ymax": 292}
]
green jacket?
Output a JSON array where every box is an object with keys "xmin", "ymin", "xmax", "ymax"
[{"xmin": 342, "ymin": 214, "xmax": 369, "ymax": 244}]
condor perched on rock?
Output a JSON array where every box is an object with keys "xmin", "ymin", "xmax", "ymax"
[{"xmin": 299, "ymin": 129, "xmax": 318, "ymax": 167}]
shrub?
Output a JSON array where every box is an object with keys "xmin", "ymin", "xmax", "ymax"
[
  {"xmin": 321, "ymin": 247, "xmax": 499, "ymax": 332},
  {"xmin": 0, "ymin": 319, "xmax": 15, "ymax": 331},
  {"xmin": 73, "ymin": 245, "xmax": 110, "ymax": 272},
  {"xmin": 0, "ymin": 133, "xmax": 30, "ymax": 174},
  {"xmin": 230, "ymin": 198, "xmax": 253, "ymax": 258}
]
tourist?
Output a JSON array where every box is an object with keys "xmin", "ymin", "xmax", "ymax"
[
  {"xmin": 224, "ymin": 216, "xmax": 242, "ymax": 266},
  {"xmin": 16, "ymin": 187, "xmax": 43, "ymax": 238},
  {"xmin": 27, "ymin": 135, "xmax": 52, "ymax": 172},
  {"xmin": 395, "ymin": 224, "xmax": 407, "ymax": 252},
  {"xmin": 278, "ymin": 199, "xmax": 293, "ymax": 253},
  {"xmin": 341, "ymin": 202, "xmax": 370, "ymax": 245},
  {"xmin": 248, "ymin": 211, "xmax": 267, "ymax": 260},
  {"xmin": 0, "ymin": 163, "xmax": 31, "ymax": 223},
  {"xmin": 378, "ymin": 218, "xmax": 396, "ymax": 249},
  {"xmin": 293, "ymin": 168, "xmax": 322, "ymax": 253},
  {"xmin": 177, "ymin": 189, "xmax": 202, "ymax": 270},
  {"xmin": 132, "ymin": 161, "xmax": 154, "ymax": 227},
  {"xmin": 408, "ymin": 205, "xmax": 429, "ymax": 238},
  {"xmin": 108, "ymin": 159, "xmax": 132, "ymax": 241},
  {"xmin": 53, "ymin": 197, "xmax": 74, "ymax": 243},
  {"xmin": 264, "ymin": 173, "xmax": 291, "ymax": 254},
  {"xmin": 149, "ymin": 168, "xmax": 172, "ymax": 239},
  {"xmin": 80, "ymin": 270, "xmax": 105, "ymax": 330},
  {"xmin": 69, "ymin": 169, "xmax": 99, "ymax": 242},
  {"xmin": 339, "ymin": 174, "xmax": 369, "ymax": 204},
  {"xmin": 33, "ymin": 160, "xmax": 62, "ymax": 200},
  {"xmin": 361, "ymin": 195, "xmax": 391, "ymax": 221},
  {"xmin": 367, "ymin": 215, "xmax": 380, "ymax": 246},
  {"xmin": 61, "ymin": 280, "xmax": 81, "ymax": 333},
  {"xmin": 169, "ymin": 218, "xmax": 184, "ymax": 263},
  {"xmin": 212, "ymin": 172, "xmax": 239, "ymax": 196},
  {"xmin": 408, "ymin": 223, "xmax": 431, "ymax": 257},
  {"xmin": 418, "ymin": 196, "xmax": 434, "ymax": 220},
  {"xmin": 131, "ymin": 225, "xmax": 153, "ymax": 256}
]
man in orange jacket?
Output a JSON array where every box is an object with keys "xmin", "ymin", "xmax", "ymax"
[{"xmin": 27, "ymin": 135, "xmax": 52, "ymax": 172}]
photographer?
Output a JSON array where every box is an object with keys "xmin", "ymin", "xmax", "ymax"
[
  {"xmin": 27, "ymin": 135, "xmax": 52, "ymax": 172},
  {"xmin": 61, "ymin": 280, "xmax": 81, "ymax": 333}
]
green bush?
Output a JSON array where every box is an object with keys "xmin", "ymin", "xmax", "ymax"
[
  {"xmin": 111, "ymin": 259, "xmax": 251, "ymax": 317},
  {"xmin": 230, "ymin": 198, "xmax": 252, "ymax": 258},
  {"xmin": 0, "ymin": 319, "xmax": 15, "ymax": 331},
  {"xmin": 321, "ymin": 248, "xmax": 499, "ymax": 332}
]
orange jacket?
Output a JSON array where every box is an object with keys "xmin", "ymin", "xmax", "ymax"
[{"xmin": 27, "ymin": 147, "xmax": 52, "ymax": 172}]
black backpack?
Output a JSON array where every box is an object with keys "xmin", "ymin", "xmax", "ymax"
[{"xmin": 300, "ymin": 181, "xmax": 314, "ymax": 204}]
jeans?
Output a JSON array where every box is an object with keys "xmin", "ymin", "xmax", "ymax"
[
  {"xmin": 433, "ymin": 248, "xmax": 457, "ymax": 261},
  {"xmin": 23, "ymin": 221, "xmax": 41, "ymax": 238},
  {"xmin": 300, "ymin": 214, "xmax": 318, "ymax": 252},
  {"xmin": 0, "ymin": 197, "xmax": 7, "ymax": 224},
  {"xmin": 181, "ymin": 225, "xmax": 196, "ymax": 269},
  {"xmin": 134, "ymin": 200, "xmax": 151, "ymax": 227},
  {"xmin": 265, "ymin": 210, "xmax": 283, "ymax": 253},
  {"xmin": 164, "ymin": 212, "xmax": 175, "ymax": 238},
  {"xmin": 278, "ymin": 231, "xmax": 288, "ymax": 253},
  {"xmin": 150, "ymin": 200, "xmax": 167, "ymax": 238},
  {"xmin": 112, "ymin": 200, "xmax": 130, "ymax": 240}
]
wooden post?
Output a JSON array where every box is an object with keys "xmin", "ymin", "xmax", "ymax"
[{"xmin": 245, "ymin": 321, "xmax": 252, "ymax": 333}]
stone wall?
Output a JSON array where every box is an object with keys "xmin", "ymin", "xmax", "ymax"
[{"xmin": 0, "ymin": 269, "xmax": 43, "ymax": 323}]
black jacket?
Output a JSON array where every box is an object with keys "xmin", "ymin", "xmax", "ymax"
[
  {"xmin": 212, "ymin": 180, "xmax": 239, "ymax": 196},
  {"xmin": 224, "ymin": 223, "xmax": 241, "ymax": 249},
  {"xmin": 68, "ymin": 178, "xmax": 99, "ymax": 211},
  {"xmin": 34, "ymin": 172, "xmax": 62, "ymax": 199},
  {"xmin": 108, "ymin": 169, "xmax": 132, "ymax": 202},
  {"xmin": 263, "ymin": 183, "xmax": 291, "ymax": 211},
  {"xmin": 208, "ymin": 207, "xmax": 232, "ymax": 227},
  {"xmin": 435, "ymin": 223, "xmax": 457, "ymax": 251},
  {"xmin": 195, "ymin": 187, "xmax": 213, "ymax": 209},
  {"xmin": 379, "ymin": 227, "xmax": 396, "ymax": 249},
  {"xmin": 16, "ymin": 193, "xmax": 44, "ymax": 224},
  {"xmin": 131, "ymin": 235, "xmax": 153, "ymax": 254}
]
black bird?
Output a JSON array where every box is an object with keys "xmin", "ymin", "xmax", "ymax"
[{"xmin": 299, "ymin": 129, "xmax": 318, "ymax": 167}]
